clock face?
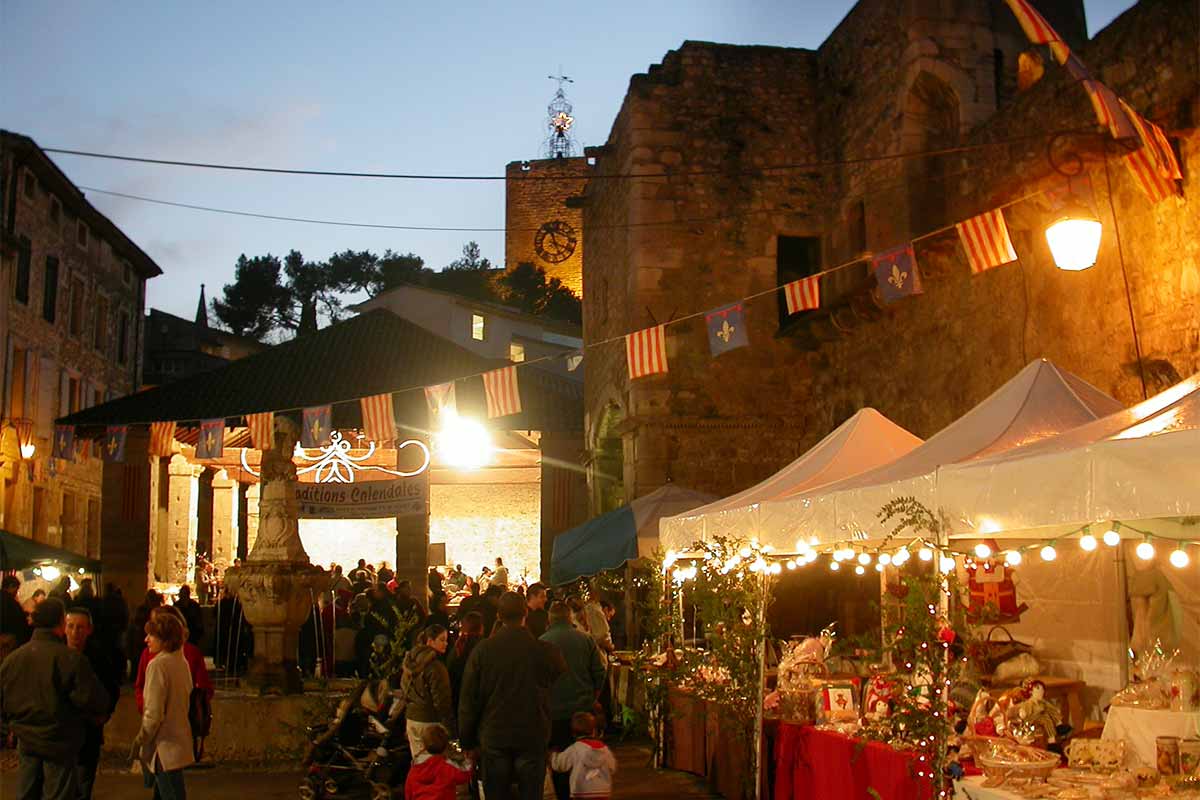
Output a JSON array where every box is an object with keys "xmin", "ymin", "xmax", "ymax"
[{"xmin": 534, "ymin": 220, "xmax": 577, "ymax": 264}]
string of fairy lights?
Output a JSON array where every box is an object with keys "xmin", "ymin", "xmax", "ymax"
[{"xmin": 662, "ymin": 518, "xmax": 1198, "ymax": 583}]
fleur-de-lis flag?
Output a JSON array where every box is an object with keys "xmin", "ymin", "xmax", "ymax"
[
  {"xmin": 873, "ymin": 244, "xmax": 923, "ymax": 304},
  {"xmin": 302, "ymin": 405, "xmax": 332, "ymax": 448},
  {"xmin": 196, "ymin": 419, "xmax": 225, "ymax": 459},
  {"xmin": 103, "ymin": 425, "xmax": 127, "ymax": 463},
  {"xmin": 705, "ymin": 302, "xmax": 749, "ymax": 356},
  {"xmin": 52, "ymin": 425, "xmax": 75, "ymax": 461},
  {"xmin": 423, "ymin": 383, "xmax": 457, "ymax": 428}
]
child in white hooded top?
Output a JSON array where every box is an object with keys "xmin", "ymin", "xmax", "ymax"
[{"xmin": 550, "ymin": 711, "xmax": 617, "ymax": 800}]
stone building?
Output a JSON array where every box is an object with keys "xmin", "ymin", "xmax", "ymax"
[
  {"xmin": 578, "ymin": 0, "xmax": 1198, "ymax": 508},
  {"xmin": 505, "ymin": 157, "xmax": 591, "ymax": 296},
  {"xmin": 0, "ymin": 130, "xmax": 162, "ymax": 559},
  {"xmin": 143, "ymin": 286, "xmax": 266, "ymax": 387}
]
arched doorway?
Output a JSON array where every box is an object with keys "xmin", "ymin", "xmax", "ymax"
[{"xmin": 902, "ymin": 71, "xmax": 961, "ymax": 235}]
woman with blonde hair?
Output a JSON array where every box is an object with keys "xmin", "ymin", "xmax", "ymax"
[{"xmin": 132, "ymin": 611, "xmax": 193, "ymax": 799}]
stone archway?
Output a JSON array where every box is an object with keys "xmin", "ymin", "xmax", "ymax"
[
  {"xmin": 591, "ymin": 402, "xmax": 626, "ymax": 515},
  {"xmin": 901, "ymin": 70, "xmax": 962, "ymax": 235}
]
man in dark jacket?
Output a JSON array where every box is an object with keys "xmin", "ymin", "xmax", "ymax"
[
  {"xmin": 459, "ymin": 592, "xmax": 565, "ymax": 800},
  {"xmin": 539, "ymin": 601, "xmax": 606, "ymax": 800},
  {"xmin": 0, "ymin": 599, "xmax": 110, "ymax": 800},
  {"xmin": 525, "ymin": 583, "xmax": 549, "ymax": 639},
  {"xmin": 66, "ymin": 607, "xmax": 121, "ymax": 799},
  {"xmin": 1, "ymin": 574, "xmax": 32, "ymax": 654},
  {"xmin": 174, "ymin": 584, "xmax": 205, "ymax": 645}
]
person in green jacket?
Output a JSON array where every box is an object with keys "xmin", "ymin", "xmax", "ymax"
[
  {"xmin": 401, "ymin": 624, "xmax": 453, "ymax": 760},
  {"xmin": 540, "ymin": 601, "xmax": 606, "ymax": 800}
]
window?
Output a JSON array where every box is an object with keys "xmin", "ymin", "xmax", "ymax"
[
  {"xmin": 69, "ymin": 278, "xmax": 86, "ymax": 337},
  {"xmin": 94, "ymin": 296, "xmax": 109, "ymax": 351},
  {"xmin": 122, "ymin": 261, "xmax": 132, "ymax": 286},
  {"xmin": 42, "ymin": 256, "xmax": 59, "ymax": 323},
  {"xmin": 471, "ymin": 313, "xmax": 485, "ymax": 341},
  {"xmin": 848, "ymin": 200, "xmax": 867, "ymax": 256},
  {"xmin": 8, "ymin": 345, "xmax": 27, "ymax": 420},
  {"xmin": 776, "ymin": 235, "xmax": 821, "ymax": 328},
  {"xmin": 509, "ymin": 341, "xmax": 525, "ymax": 362},
  {"xmin": 15, "ymin": 236, "xmax": 31, "ymax": 304},
  {"xmin": 76, "ymin": 220, "xmax": 89, "ymax": 250},
  {"xmin": 23, "ymin": 170, "xmax": 35, "ymax": 199},
  {"xmin": 117, "ymin": 311, "xmax": 129, "ymax": 364},
  {"xmin": 49, "ymin": 196, "xmax": 60, "ymax": 224}
]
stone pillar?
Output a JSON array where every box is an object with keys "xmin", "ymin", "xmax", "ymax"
[
  {"xmin": 244, "ymin": 483, "xmax": 260, "ymax": 554},
  {"xmin": 210, "ymin": 469, "xmax": 239, "ymax": 571},
  {"xmin": 395, "ymin": 438, "xmax": 430, "ymax": 605},
  {"xmin": 223, "ymin": 417, "xmax": 324, "ymax": 694},
  {"xmin": 166, "ymin": 454, "xmax": 202, "ymax": 586}
]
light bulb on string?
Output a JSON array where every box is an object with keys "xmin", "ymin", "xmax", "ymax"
[
  {"xmin": 874, "ymin": 562, "xmax": 883, "ymax": 573},
  {"xmin": 1169, "ymin": 547, "xmax": 1190, "ymax": 569},
  {"xmin": 739, "ymin": 546, "xmax": 751, "ymax": 558},
  {"xmin": 854, "ymin": 564, "xmax": 865, "ymax": 575},
  {"xmin": 878, "ymin": 553, "xmax": 892, "ymax": 566},
  {"xmin": 893, "ymin": 548, "xmax": 910, "ymax": 565},
  {"xmin": 1079, "ymin": 533, "xmax": 1097, "ymax": 551},
  {"xmin": 939, "ymin": 555, "xmax": 956, "ymax": 574},
  {"xmin": 1136, "ymin": 539, "xmax": 1155, "ymax": 560},
  {"xmin": 857, "ymin": 552, "xmax": 871, "ymax": 566},
  {"xmin": 1040, "ymin": 544, "xmax": 1057, "ymax": 562},
  {"xmin": 1004, "ymin": 550, "xmax": 1022, "ymax": 567},
  {"xmin": 918, "ymin": 547, "xmax": 934, "ymax": 562},
  {"xmin": 974, "ymin": 542, "xmax": 992, "ymax": 559},
  {"xmin": 786, "ymin": 560, "xmax": 797, "ymax": 570},
  {"xmin": 1103, "ymin": 523, "xmax": 1122, "ymax": 547},
  {"xmin": 830, "ymin": 560, "xmax": 840, "ymax": 572},
  {"xmin": 770, "ymin": 562, "xmax": 782, "ymax": 575}
]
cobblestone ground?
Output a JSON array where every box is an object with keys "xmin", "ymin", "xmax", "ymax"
[{"xmin": 0, "ymin": 742, "xmax": 721, "ymax": 799}]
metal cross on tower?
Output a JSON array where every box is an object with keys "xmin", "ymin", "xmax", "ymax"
[{"xmin": 544, "ymin": 70, "xmax": 577, "ymax": 159}]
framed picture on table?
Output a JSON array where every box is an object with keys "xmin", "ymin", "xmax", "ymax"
[{"xmin": 820, "ymin": 683, "xmax": 859, "ymax": 722}]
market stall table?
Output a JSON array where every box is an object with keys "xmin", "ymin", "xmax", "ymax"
[
  {"xmin": 1102, "ymin": 706, "xmax": 1200, "ymax": 767},
  {"xmin": 774, "ymin": 722, "xmax": 933, "ymax": 800},
  {"xmin": 952, "ymin": 776, "xmax": 1027, "ymax": 800}
]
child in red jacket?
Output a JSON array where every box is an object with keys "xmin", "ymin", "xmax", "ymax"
[{"xmin": 404, "ymin": 724, "xmax": 472, "ymax": 800}]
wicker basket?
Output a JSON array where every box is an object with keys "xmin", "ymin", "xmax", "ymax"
[{"xmin": 971, "ymin": 626, "xmax": 1033, "ymax": 675}]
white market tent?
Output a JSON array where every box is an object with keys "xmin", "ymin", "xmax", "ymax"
[
  {"xmin": 659, "ymin": 409, "xmax": 922, "ymax": 553},
  {"xmin": 754, "ymin": 359, "xmax": 1123, "ymax": 550}
]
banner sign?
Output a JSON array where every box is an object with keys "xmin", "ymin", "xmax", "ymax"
[{"xmin": 296, "ymin": 475, "xmax": 428, "ymax": 519}]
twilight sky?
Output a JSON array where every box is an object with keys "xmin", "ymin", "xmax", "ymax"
[{"xmin": 1, "ymin": 0, "xmax": 1136, "ymax": 320}]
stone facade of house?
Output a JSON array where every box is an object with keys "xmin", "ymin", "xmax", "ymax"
[{"xmin": 579, "ymin": 0, "xmax": 1198, "ymax": 506}]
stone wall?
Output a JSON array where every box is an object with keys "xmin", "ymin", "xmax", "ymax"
[
  {"xmin": 505, "ymin": 157, "xmax": 590, "ymax": 296},
  {"xmin": 581, "ymin": 0, "xmax": 1197, "ymax": 506}
]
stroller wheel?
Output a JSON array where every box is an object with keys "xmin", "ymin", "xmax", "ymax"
[
  {"xmin": 369, "ymin": 782, "xmax": 392, "ymax": 800},
  {"xmin": 297, "ymin": 777, "xmax": 319, "ymax": 800},
  {"xmin": 323, "ymin": 778, "xmax": 340, "ymax": 795}
]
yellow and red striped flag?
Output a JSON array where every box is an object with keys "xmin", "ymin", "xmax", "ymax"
[
  {"xmin": 360, "ymin": 392, "xmax": 396, "ymax": 444},
  {"xmin": 246, "ymin": 411, "xmax": 274, "ymax": 451},
  {"xmin": 783, "ymin": 275, "xmax": 821, "ymax": 314},
  {"xmin": 625, "ymin": 325, "xmax": 668, "ymax": 379},
  {"xmin": 149, "ymin": 421, "xmax": 176, "ymax": 458},
  {"xmin": 1118, "ymin": 100, "xmax": 1181, "ymax": 203},
  {"xmin": 956, "ymin": 209, "xmax": 1018, "ymax": 274},
  {"xmin": 1003, "ymin": 0, "xmax": 1071, "ymax": 64},
  {"xmin": 482, "ymin": 367, "xmax": 522, "ymax": 418}
]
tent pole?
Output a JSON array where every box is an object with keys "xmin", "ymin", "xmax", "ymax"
[
  {"xmin": 753, "ymin": 571, "xmax": 768, "ymax": 800},
  {"xmin": 1116, "ymin": 543, "xmax": 1130, "ymax": 690}
]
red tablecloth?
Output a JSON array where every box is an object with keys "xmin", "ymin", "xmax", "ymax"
[{"xmin": 774, "ymin": 723, "xmax": 933, "ymax": 800}]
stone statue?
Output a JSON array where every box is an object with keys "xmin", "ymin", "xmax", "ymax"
[{"xmin": 248, "ymin": 416, "xmax": 309, "ymax": 563}]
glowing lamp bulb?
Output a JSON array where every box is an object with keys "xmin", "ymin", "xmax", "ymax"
[
  {"xmin": 434, "ymin": 414, "xmax": 493, "ymax": 469},
  {"xmin": 939, "ymin": 556, "xmax": 956, "ymax": 574},
  {"xmin": 854, "ymin": 565, "xmax": 865, "ymax": 575},
  {"xmin": 1004, "ymin": 550, "xmax": 1022, "ymax": 567},
  {"xmin": 1136, "ymin": 541, "xmax": 1155, "ymax": 560},
  {"xmin": 1169, "ymin": 548, "xmax": 1190, "ymax": 568},
  {"xmin": 974, "ymin": 543, "xmax": 992, "ymax": 559},
  {"xmin": 1040, "ymin": 544, "xmax": 1057, "ymax": 562},
  {"xmin": 1103, "ymin": 529, "xmax": 1121, "ymax": 547},
  {"xmin": 857, "ymin": 552, "xmax": 871, "ymax": 566},
  {"xmin": 19, "ymin": 442, "xmax": 36, "ymax": 459},
  {"xmin": 829, "ymin": 561, "xmax": 840, "ymax": 571},
  {"xmin": 1079, "ymin": 534, "xmax": 1098, "ymax": 552},
  {"xmin": 878, "ymin": 553, "xmax": 892, "ymax": 566},
  {"xmin": 770, "ymin": 562, "xmax": 782, "ymax": 575},
  {"xmin": 739, "ymin": 546, "xmax": 752, "ymax": 558},
  {"xmin": 41, "ymin": 565, "xmax": 60, "ymax": 582},
  {"xmin": 918, "ymin": 547, "xmax": 934, "ymax": 562},
  {"xmin": 1045, "ymin": 211, "xmax": 1102, "ymax": 271},
  {"xmin": 874, "ymin": 562, "xmax": 883, "ymax": 573},
  {"xmin": 786, "ymin": 560, "xmax": 797, "ymax": 570},
  {"xmin": 893, "ymin": 549, "xmax": 910, "ymax": 565}
]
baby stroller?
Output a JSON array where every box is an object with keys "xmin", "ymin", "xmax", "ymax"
[{"xmin": 299, "ymin": 680, "xmax": 411, "ymax": 800}]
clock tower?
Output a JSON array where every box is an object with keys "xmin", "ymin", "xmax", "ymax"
[{"xmin": 504, "ymin": 76, "xmax": 591, "ymax": 297}]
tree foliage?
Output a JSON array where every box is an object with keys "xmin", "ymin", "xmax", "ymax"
[{"xmin": 211, "ymin": 254, "xmax": 290, "ymax": 340}]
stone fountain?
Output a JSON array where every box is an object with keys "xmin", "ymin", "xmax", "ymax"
[{"xmin": 223, "ymin": 416, "xmax": 326, "ymax": 694}]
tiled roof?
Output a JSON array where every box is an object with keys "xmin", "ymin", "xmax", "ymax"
[{"xmin": 58, "ymin": 310, "xmax": 582, "ymax": 434}]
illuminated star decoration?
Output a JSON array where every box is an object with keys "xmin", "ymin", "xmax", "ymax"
[{"xmin": 551, "ymin": 111, "xmax": 574, "ymax": 133}]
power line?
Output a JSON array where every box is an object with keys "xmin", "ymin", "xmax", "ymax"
[{"xmin": 45, "ymin": 127, "xmax": 1088, "ymax": 183}]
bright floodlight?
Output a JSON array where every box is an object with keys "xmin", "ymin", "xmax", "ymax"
[
  {"xmin": 41, "ymin": 565, "xmax": 61, "ymax": 582},
  {"xmin": 435, "ymin": 414, "xmax": 493, "ymax": 469}
]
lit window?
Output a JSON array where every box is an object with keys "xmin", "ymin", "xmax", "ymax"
[
  {"xmin": 471, "ymin": 313, "xmax": 485, "ymax": 341},
  {"xmin": 509, "ymin": 341, "xmax": 525, "ymax": 362}
]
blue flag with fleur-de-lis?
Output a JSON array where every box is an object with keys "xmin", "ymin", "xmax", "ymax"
[
  {"xmin": 103, "ymin": 425, "xmax": 127, "ymax": 463},
  {"xmin": 196, "ymin": 418, "xmax": 224, "ymax": 459},
  {"xmin": 302, "ymin": 405, "xmax": 332, "ymax": 449},
  {"xmin": 52, "ymin": 425, "xmax": 75, "ymax": 461},
  {"xmin": 873, "ymin": 244, "xmax": 923, "ymax": 304},
  {"xmin": 705, "ymin": 302, "xmax": 750, "ymax": 356}
]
